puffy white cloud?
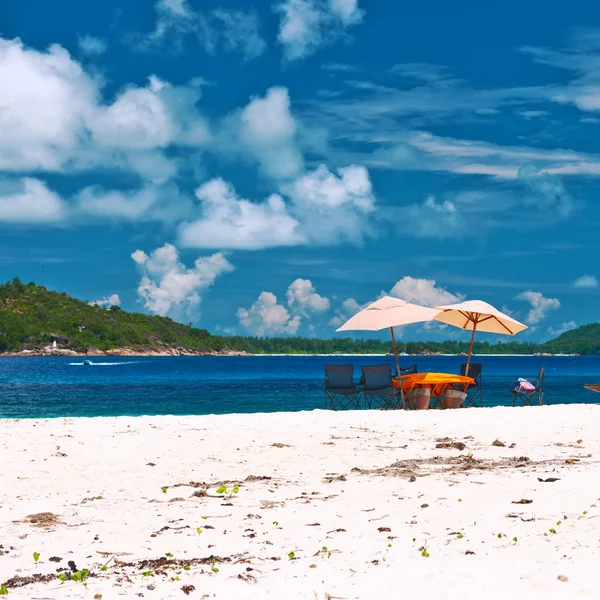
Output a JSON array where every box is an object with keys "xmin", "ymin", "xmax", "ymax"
[
  {"xmin": 0, "ymin": 38, "xmax": 98, "ymax": 172},
  {"xmin": 131, "ymin": 243, "xmax": 233, "ymax": 320},
  {"xmin": 274, "ymin": 0, "xmax": 363, "ymax": 61},
  {"xmin": 547, "ymin": 320, "xmax": 577, "ymax": 337},
  {"xmin": 179, "ymin": 163, "xmax": 376, "ymax": 250},
  {"xmin": 237, "ymin": 87, "xmax": 304, "ymax": 180},
  {"xmin": 286, "ymin": 278, "xmax": 330, "ymax": 314},
  {"xmin": 89, "ymin": 293, "xmax": 121, "ymax": 307},
  {"xmin": 516, "ymin": 290, "xmax": 560, "ymax": 324},
  {"xmin": 0, "ymin": 38, "xmax": 209, "ymax": 179},
  {"xmin": 282, "ymin": 164, "xmax": 375, "ymax": 244},
  {"xmin": 237, "ymin": 291, "xmax": 301, "ymax": 335},
  {"xmin": 388, "ymin": 276, "xmax": 464, "ymax": 307},
  {"xmin": 78, "ymin": 35, "xmax": 107, "ymax": 56},
  {"xmin": 573, "ymin": 274, "xmax": 598, "ymax": 288},
  {"xmin": 178, "ymin": 178, "xmax": 302, "ymax": 250},
  {"xmin": 0, "ymin": 178, "xmax": 67, "ymax": 223}
]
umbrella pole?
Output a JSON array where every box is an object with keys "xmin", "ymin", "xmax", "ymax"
[
  {"xmin": 390, "ymin": 326, "xmax": 400, "ymax": 377},
  {"xmin": 465, "ymin": 318, "xmax": 478, "ymax": 377}
]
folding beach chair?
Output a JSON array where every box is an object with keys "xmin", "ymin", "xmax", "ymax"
[
  {"xmin": 361, "ymin": 364, "xmax": 402, "ymax": 410},
  {"xmin": 511, "ymin": 367, "xmax": 545, "ymax": 406},
  {"xmin": 324, "ymin": 364, "xmax": 361, "ymax": 410},
  {"xmin": 400, "ymin": 364, "xmax": 418, "ymax": 376},
  {"xmin": 460, "ymin": 363, "xmax": 482, "ymax": 407}
]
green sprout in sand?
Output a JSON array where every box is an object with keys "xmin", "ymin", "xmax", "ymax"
[
  {"xmin": 421, "ymin": 549, "xmax": 430, "ymax": 558},
  {"xmin": 0, "ymin": 585, "xmax": 8, "ymax": 595},
  {"xmin": 33, "ymin": 552, "xmax": 40, "ymax": 562},
  {"xmin": 161, "ymin": 487, "xmax": 167, "ymax": 494},
  {"xmin": 165, "ymin": 552, "xmax": 174, "ymax": 558},
  {"xmin": 216, "ymin": 485, "xmax": 227, "ymax": 494},
  {"xmin": 183, "ymin": 565, "xmax": 191, "ymax": 571},
  {"xmin": 288, "ymin": 551, "xmax": 296, "ymax": 560}
]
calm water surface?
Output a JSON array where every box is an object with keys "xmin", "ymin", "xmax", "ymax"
[{"xmin": 0, "ymin": 355, "xmax": 599, "ymax": 418}]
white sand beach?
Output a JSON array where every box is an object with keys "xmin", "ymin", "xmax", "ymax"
[{"xmin": 1, "ymin": 406, "xmax": 599, "ymax": 599}]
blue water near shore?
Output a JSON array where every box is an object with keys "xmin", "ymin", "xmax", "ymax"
[{"xmin": 0, "ymin": 355, "xmax": 599, "ymax": 418}]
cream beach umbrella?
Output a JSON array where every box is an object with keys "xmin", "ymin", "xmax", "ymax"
[
  {"xmin": 433, "ymin": 300, "xmax": 527, "ymax": 374},
  {"xmin": 336, "ymin": 296, "xmax": 441, "ymax": 376}
]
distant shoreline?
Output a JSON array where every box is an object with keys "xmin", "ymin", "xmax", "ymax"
[{"xmin": 0, "ymin": 350, "xmax": 578, "ymax": 358}]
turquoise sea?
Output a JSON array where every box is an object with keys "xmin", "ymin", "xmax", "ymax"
[{"xmin": 0, "ymin": 355, "xmax": 598, "ymax": 418}]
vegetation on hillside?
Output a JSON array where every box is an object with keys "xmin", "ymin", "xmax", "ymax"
[{"xmin": 0, "ymin": 278, "xmax": 594, "ymax": 354}]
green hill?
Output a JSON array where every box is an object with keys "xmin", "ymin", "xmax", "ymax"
[{"xmin": 0, "ymin": 278, "xmax": 596, "ymax": 355}]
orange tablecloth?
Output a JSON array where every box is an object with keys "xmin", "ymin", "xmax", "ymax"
[{"xmin": 392, "ymin": 372, "xmax": 475, "ymax": 408}]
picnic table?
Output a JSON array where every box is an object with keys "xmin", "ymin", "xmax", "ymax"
[{"xmin": 392, "ymin": 372, "xmax": 476, "ymax": 409}]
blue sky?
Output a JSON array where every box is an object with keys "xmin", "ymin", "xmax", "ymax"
[{"xmin": 2, "ymin": 0, "xmax": 600, "ymax": 343}]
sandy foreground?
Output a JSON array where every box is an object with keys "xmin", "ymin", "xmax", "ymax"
[{"xmin": 1, "ymin": 406, "xmax": 599, "ymax": 599}]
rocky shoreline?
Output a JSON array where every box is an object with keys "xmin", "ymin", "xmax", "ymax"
[{"xmin": 0, "ymin": 346, "xmax": 249, "ymax": 357}]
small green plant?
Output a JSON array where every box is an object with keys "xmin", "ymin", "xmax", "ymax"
[
  {"xmin": 412, "ymin": 538, "xmax": 416, "ymax": 543},
  {"xmin": 183, "ymin": 565, "xmax": 191, "ymax": 571},
  {"xmin": 387, "ymin": 543, "xmax": 392, "ymax": 548},
  {"xmin": 165, "ymin": 552, "xmax": 173, "ymax": 558},
  {"xmin": 57, "ymin": 573, "xmax": 68, "ymax": 583},
  {"xmin": 161, "ymin": 487, "xmax": 167, "ymax": 494},
  {"xmin": 421, "ymin": 549, "xmax": 430, "ymax": 558},
  {"xmin": 211, "ymin": 567, "xmax": 219, "ymax": 573},
  {"xmin": 216, "ymin": 485, "xmax": 227, "ymax": 494},
  {"xmin": 71, "ymin": 569, "xmax": 89, "ymax": 582},
  {"xmin": 513, "ymin": 537, "xmax": 518, "ymax": 543},
  {"xmin": 584, "ymin": 510, "xmax": 588, "ymax": 515},
  {"xmin": 142, "ymin": 571, "xmax": 153, "ymax": 577},
  {"xmin": 0, "ymin": 585, "xmax": 8, "ymax": 595},
  {"xmin": 33, "ymin": 552, "xmax": 40, "ymax": 562},
  {"xmin": 101, "ymin": 565, "xmax": 108, "ymax": 572},
  {"xmin": 288, "ymin": 551, "xmax": 296, "ymax": 560},
  {"xmin": 497, "ymin": 533, "xmax": 503, "ymax": 538},
  {"xmin": 202, "ymin": 516, "xmax": 208, "ymax": 520},
  {"xmin": 321, "ymin": 546, "xmax": 328, "ymax": 553},
  {"xmin": 549, "ymin": 528, "xmax": 557, "ymax": 535},
  {"xmin": 196, "ymin": 527, "xmax": 202, "ymax": 534},
  {"xmin": 457, "ymin": 533, "xmax": 464, "ymax": 539},
  {"xmin": 273, "ymin": 521, "xmax": 279, "ymax": 526},
  {"xmin": 232, "ymin": 485, "xmax": 240, "ymax": 494}
]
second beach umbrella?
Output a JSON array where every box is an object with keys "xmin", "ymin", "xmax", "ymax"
[
  {"xmin": 336, "ymin": 296, "xmax": 440, "ymax": 376},
  {"xmin": 433, "ymin": 300, "xmax": 527, "ymax": 374}
]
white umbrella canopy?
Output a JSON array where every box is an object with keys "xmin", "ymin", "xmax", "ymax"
[
  {"xmin": 433, "ymin": 300, "xmax": 527, "ymax": 372},
  {"xmin": 336, "ymin": 296, "xmax": 441, "ymax": 375}
]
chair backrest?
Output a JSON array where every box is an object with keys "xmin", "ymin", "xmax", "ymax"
[
  {"xmin": 461, "ymin": 363, "xmax": 482, "ymax": 382},
  {"xmin": 537, "ymin": 366, "xmax": 545, "ymax": 390},
  {"xmin": 324, "ymin": 364, "xmax": 354, "ymax": 389},
  {"xmin": 361, "ymin": 364, "xmax": 392, "ymax": 391},
  {"xmin": 400, "ymin": 364, "xmax": 418, "ymax": 375}
]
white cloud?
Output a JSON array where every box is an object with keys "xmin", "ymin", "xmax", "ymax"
[
  {"xmin": 131, "ymin": 243, "xmax": 233, "ymax": 320},
  {"xmin": 178, "ymin": 164, "xmax": 376, "ymax": 250},
  {"xmin": 329, "ymin": 297, "xmax": 360, "ymax": 327},
  {"xmin": 274, "ymin": 0, "xmax": 363, "ymax": 61},
  {"xmin": 547, "ymin": 320, "xmax": 577, "ymax": 337},
  {"xmin": 286, "ymin": 278, "xmax": 330, "ymax": 314},
  {"xmin": 144, "ymin": 0, "xmax": 265, "ymax": 60},
  {"xmin": 237, "ymin": 291, "xmax": 301, "ymax": 335},
  {"xmin": 0, "ymin": 38, "xmax": 210, "ymax": 179},
  {"xmin": 573, "ymin": 274, "xmax": 598, "ymax": 288},
  {"xmin": 90, "ymin": 293, "xmax": 121, "ymax": 307},
  {"xmin": 78, "ymin": 35, "xmax": 107, "ymax": 56},
  {"xmin": 237, "ymin": 87, "xmax": 304, "ymax": 180},
  {"xmin": 0, "ymin": 178, "xmax": 66, "ymax": 223},
  {"xmin": 402, "ymin": 196, "xmax": 465, "ymax": 238},
  {"xmin": 516, "ymin": 290, "xmax": 560, "ymax": 324},
  {"xmin": 178, "ymin": 178, "xmax": 302, "ymax": 250},
  {"xmin": 0, "ymin": 38, "xmax": 98, "ymax": 172},
  {"xmin": 282, "ymin": 164, "xmax": 375, "ymax": 244},
  {"xmin": 388, "ymin": 276, "xmax": 464, "ymax": 307},
  {"xmin": 75, "ymin": 184, "xmax": 193, "ymax": 223},
  {"xmin": 517, "ymin": 164, "xmax": 574, "ymax": 218}
]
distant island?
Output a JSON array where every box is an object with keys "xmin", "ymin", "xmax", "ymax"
[{"xmin": 0, "ymin": 278, "xmax": 597, "ymax": 356}]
